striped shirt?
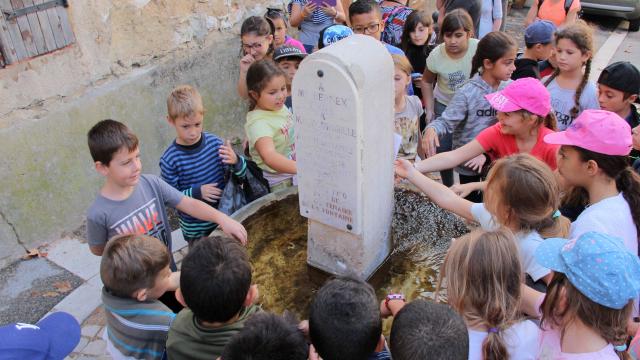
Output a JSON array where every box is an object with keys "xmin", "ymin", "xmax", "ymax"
[
  {"xmin": 159, "ymin": 132, "xmax": 245, "ymax": 241},
  {"xmin": 290, "ymin": 0, "xmax": 331, "ymax": 24},
  {"xmin": 102, "ymin": 287, "xmax": 176, "ymax": 360}
]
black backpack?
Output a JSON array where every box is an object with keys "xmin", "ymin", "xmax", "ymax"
[{"xmin": 538, "ymin": 0, "xmax": 576, "ymax": 15}]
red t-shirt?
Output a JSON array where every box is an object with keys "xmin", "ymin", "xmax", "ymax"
[{"xmin": 476, "ymin": 123, "xmax": 559, "ymax": 169}]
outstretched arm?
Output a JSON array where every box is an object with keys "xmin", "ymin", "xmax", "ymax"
[{"xmin": 415, "ymin": 140, "xmax": 485, "ymax": 174}]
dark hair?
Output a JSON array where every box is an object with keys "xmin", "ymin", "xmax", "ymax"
[
  {"xmin": 440, "ymin": 8, "xmax": 474, "ymax": 39},
  {"xmin": 246, "ymin": 60, "xmax": 287, "ymax": 110},
  {"xmin": 348, "ymin": 0, "xmax": 381, "ymax": 22},
  {"xmin": 390, "ymin": 300, "xmax": 469, "ymax": 360},
  {"xmin": 240, "ymin": 16, "xmax": 275, "ymax": 56},
  {"xmin": 100, "ymin": 234, "xmax": 170, "ymax": 298},
  {"xmin": 180, "ymin": 236, "xmax": 252, "ymax": 323},
  {"xmin": 87, "ymin": 119, "xmax": 139, "ymax": 165},
  {"xmin": 544, "ymin": 21, "xmax": 594, "ymax": 119},
  {"xmin": 525, "ymin": 40, "xmax": 551, "ymax": 49},
  {"xmin": 309, "ymin": 276, "xmax": 381, "ymax": 360},
  {"xmin": 571, "ymin": 146, "xmax": 640, "ymax": 247},
  {"xmin": 222, "ymin": 312, "xmax": 309, "ymax": 360},
  {"xmin": 265, "ymin": 7, "xmax": 287, "ymax": 26},
  {"xmin": 400, "ymin": 10, "xmax": 433, "ymax": 53},
  {"xmin": 470, "ymin": 31, "xmax": 517, "ymax": 78}
]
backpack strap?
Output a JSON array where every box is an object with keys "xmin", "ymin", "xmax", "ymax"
[{"xmin": 564, "ymin": 0, "xmax": 574, "ymax": 14}]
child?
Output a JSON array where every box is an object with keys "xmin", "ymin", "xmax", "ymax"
[
  {"xmin": 392, "ymin": 54, "xmax": 424, "ymax": 161},
  {"xmin": 400, "ymin": 10, "xmax": 435, "ymax": 102},
  {"xmin": 512, "ymin": 20, "xmax": 556, "ymax": 80},
  {"xmin": 544, "ymin": 109, "xmax": 640, "ymax": 256},
  {"xmin": 265, "ymin": 8, "xmax": 306, "ymax": 53},
  {"xmin": 543, "ymin": 21, "xmax": 599, "ymax": 130},
  {"xmin": 237, "ymin": 16, "xmax": 275, "ymax": 99},
  {"xmin": 420, "ymin": 9, "xmax": 479, "ymax": 186},
  {"xmin": 289, "ymin": 0, "xmax": 345, "ymax": 53},
  {"xmin": 160, "ymin": 85, "xmax": 246, "ymax": 245},
  {"xmin": 167, "ymin": 236, "xmax": 260, "ymax": 359},
  {"xmin": 245, "ymin": 60, "xmax": 296, "ymax": 192},
  {"xmin": 273, "ymin": 45, "xmax": 307, "ymax": 110},
  {"xmin": 597, "ymin": 61, "xmax": 640, "ymax": 129},
  {"xmin": 436, "ymin": 229, "xmax": 539, "ymax": 359},
  {"xmin": 415, "ymin": 78, "xmax": 560, "ymax": 194},
  {"xmin": 348, "ymin": 0, "xmax": 405, "ymax": 55},
  {"xmin": 317, "ymin": 24, "xmax": 354, "ymax": 50},
  {"xmin": 422, "ymin": 31, "xmax": 516, "ymax": 202},
  {"xmin": 385, "ymin": 299, "xmax": 469, "ymax": 360},
  {"xmin": 221, "ymin": 312, "xmax": 309, "ymax": 360},
  {"xmin": 398, "ymin": 153, "xmax": 570, "ymax": 286},
  {"xmin": 521, "ymin": 231, "xmax": 640, "ymax": 359},
  {"xmin": 477, "ymin": 0, "xmax": 502, "ymax": 39},
  {"xmin": 100, "ymin": 234, "xmax": 179, "ymax": 360},
  {"xmin": 86, "ymin": 119, "xmax": 247, "ymax": 259},
  {"xmin": 309, "ymin": 276, "xmax": 390, "ymax": 360}
]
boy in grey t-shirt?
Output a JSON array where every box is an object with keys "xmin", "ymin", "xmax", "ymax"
[{"xmin": 85, "ymin": 119, "xmax": 248, "ymax": 261}]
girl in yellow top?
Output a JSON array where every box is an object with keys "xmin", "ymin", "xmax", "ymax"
[{"xmin": 245, "ymin": 60, "xmax": 297, "ymax": 192}]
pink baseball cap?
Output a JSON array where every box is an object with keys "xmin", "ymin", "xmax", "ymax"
[
  {"xmin": 485, "ymin": 78, "xmax": 551, "ymax": 117},
  {"xmin": 544, "ymin": 109, "xmax": 632, "ymax": 156}
]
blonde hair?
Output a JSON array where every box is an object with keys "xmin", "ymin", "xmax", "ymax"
[
  {"xmin": 485, "ymin": 154, "xmax": 570, "ymax": 238},
  {"xmin": 435, "ymin": 229, "xmax": 523, "ymax": 360},
  {"xmin": 392, "ymin": 54, "xmax": 413, "ymax": 76},
  {"xmin": 167, "ymin": 85, "xmax": 204, "ymax": 120}
]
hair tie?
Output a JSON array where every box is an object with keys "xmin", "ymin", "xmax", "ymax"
[
  {"xmin": 614, "ymin": 344, "xmax": 627, "ymax": 352},
  {"xmin": 488, "ymin": 327, "xmax": 499, "ymax": 334},
  {"xmin": 552, "ymin": 210, "xmax": 561, "ymax": 219}
]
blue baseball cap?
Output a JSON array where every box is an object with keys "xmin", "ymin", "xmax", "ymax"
[
  {"xmin": 535, "ymin": 231, "xmax": 640, "ymax": 310},
  {"xmin": 0, "ymin": 312, "xmax": 81, "ymax": 360},
  {"xmin": 318, "ymin": 24, "xmax": 353, "ymax": 49},
  {"xmin": 524, "ymin": 20, "xmax": 556, "ymax": 45}
]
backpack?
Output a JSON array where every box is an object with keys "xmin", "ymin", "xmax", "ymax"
[
  {"xmin": 538, "ymin": 0, "xmax": 575, "ymax": 15},
  {"xmin": 380, "ymin": 4, "xmax": 414, "ymax": 47}
]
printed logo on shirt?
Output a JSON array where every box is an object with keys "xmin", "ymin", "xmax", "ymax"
[
  {"xmin": 448, "ymin": 71, "xmax": 467, "ymax": 92},
  {"xmin": 281, "ymin": 113, "xmax": 296, "ymax": 161},
  {"xmin": 555, "ymin": 110, "xmax": 573, "ymax": 127},
  {"xmin": 476, "ymin": 108, "xmax": 498, "ymax": 117},
  {"xmin": 110, "ymin": 198, "xmax": 168, "ymax": 246}
]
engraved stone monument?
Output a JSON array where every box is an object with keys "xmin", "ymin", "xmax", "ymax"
[{"xmin": 293, "ymin": 35, "xmax": 395, "ymax": 279}]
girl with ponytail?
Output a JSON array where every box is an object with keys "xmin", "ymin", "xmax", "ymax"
[
  {"xmin": 543, "ymin": 20, "xmax": 599, "ymax": 131},
  {"xmin": 435, "ymin": 229, "xmax": 539, "ymax": 359}
]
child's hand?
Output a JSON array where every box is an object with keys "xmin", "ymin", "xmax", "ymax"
[
  {"xmin": 379, "ymin": 299, "xmax": 393, "ymax": 318},
  {"xmin": 239, "ymin": 54, "xmax": 255, "ymax": 73},
  {"xmin": 219, "ymin": 216, "xmax": 248, "ymax": 245},
  {"xmin": 394, "ymin": 159, "xmax": 415, "ymax": 180},
  {"xmin": 422, "ymin": 127, "xmax": 440, "ymax": 158},
  {"xmin": 201, "ymin": 183, "xmax": 222, "ymax": 202},
  {"xmin": 219, "ymin": 140, "xmax": 238, "ymax": 165},
  {"xmin": 302, "ymin": 2, "xmax": 317, "ymax": 17},
  {"xmin": 320, "ymin": 3, "xmax": 337, "ymax": 17},
  {"xmin": 450, "ymin": 183, "xmax": 474, "ymax": 198},
  {"xmin": 464, "ymin": 154, "xmax": 486, "ymax": 172}
]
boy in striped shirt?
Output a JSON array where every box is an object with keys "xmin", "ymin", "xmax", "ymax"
[{"xmin": 160, "ymin": 85, "xmax": 246, "ymax": 245}]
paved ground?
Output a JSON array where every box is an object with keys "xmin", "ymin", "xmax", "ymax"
[{"xmin": 1, "ymin": 7, "xmax": 638, "ymax": 359}]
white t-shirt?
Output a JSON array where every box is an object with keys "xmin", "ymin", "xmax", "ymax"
[
  {"xmin": 471, "ymin": 203, "xmax": 551, "ymax": 281},
  {"xmin": 570, "ymin": 193, "xmax": 638, "ymax": 256},
  {"xmin": 468, "ymin": 320, "xmax": 539, "ymax": 360},
  {"xmin": 544, "ymin": 78, "xmax": 599, "ymax": 131}
]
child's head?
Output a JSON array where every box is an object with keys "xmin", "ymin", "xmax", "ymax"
[
  {"xmin": 392, "ymin": 54, "xmax": 413, "ymax": 99},
  {"xmin": 439, "ymin": 9, "xmax": 474, "ymax": 56},
  {"xmin": 524, "ymin": 20, "xmax": 556, "ymax": 61},
  {"xmin": 537, "ymin": 232, "xmax": 640, "ymax": 352},
  {"xmin": 264, "ymin": 8, "xmax": 288, "ymax": 48},
  {"xmin": 389, "ymin": 300, "xmax": 469, "ymax": 360},
  {"xmin": 87, "ymin": 119, "xmax": 141, "ymax": 186},
  {"xmin": 318, "ymin": 24, "xmax": 354, "ymax": 50},
  {"xmin": 177, "ymin": 236, "xmax": 257, "ymax": 323},
  {"xmin": 166, "ymin": 85, "xmax": 204, "ymax": 146},
  {"xmin": 483, "ymin": 154, "xmax": 570, "ymax": 238},
  {"xmin": 221, "ymin": 312, "xmax": 308, "ymax": 360},
  {"xmin": 597, "ymin": 61, "xmax": 640, "ymax": 116},
  {"xmin": 246, "ymin": 59, "xmax": 288, "ymax": 111},
  {"xmin": 544, "ymin": 109, "xmax": 640, "ymax": 237},
  {"xmin": 437, "ymin": 229, "xmax": 521, "ymax": 359},
  {"xmin": 240, "ymin": 16, "xmax": 275, "ymax": 60},
  {"xmin": 548, "ymin": 21, "xmax": 594, "ymax": 118},
  {"xmin": 100, "ymin": 234, "xmax": 172, "ymax": 301},
  {"xmin": 309, "ymin": 276, "xmax": 381, "ymax": 360},
  {"xmin": 349, "ymin": 0, "xmax": 383, "ymax": 40},
  {"xmin": 273, "ymin": 46, "xmax": 307, "ymax": 87},
  {"xmin": 486, "ymin": 77, "xmax": 558, "ymax": 134},
  {"xmin": 470, "ymin": 31, "xmax": 517, "ymax": 80},
  {"xmin": 400, "ymin": 10, "xmax": 433, "ymax": 50}
]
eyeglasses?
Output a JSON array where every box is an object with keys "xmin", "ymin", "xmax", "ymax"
[
  {"xmin": 242, "ymin": 42, "xmax": 265, "ymax": 52},
  {"xmin": 351, "ymin": 23, "xmax": 380, "ymax": 34}
]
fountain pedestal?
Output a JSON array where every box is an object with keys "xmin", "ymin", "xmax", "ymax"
[{"xmin": 293, "ymin": 35, "xmax": 395, "ymax": 279}]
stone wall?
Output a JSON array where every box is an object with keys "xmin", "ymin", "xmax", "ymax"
[{"xmin": 0, "ymin": 0, "xmax": 434, "ymax": 266}]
